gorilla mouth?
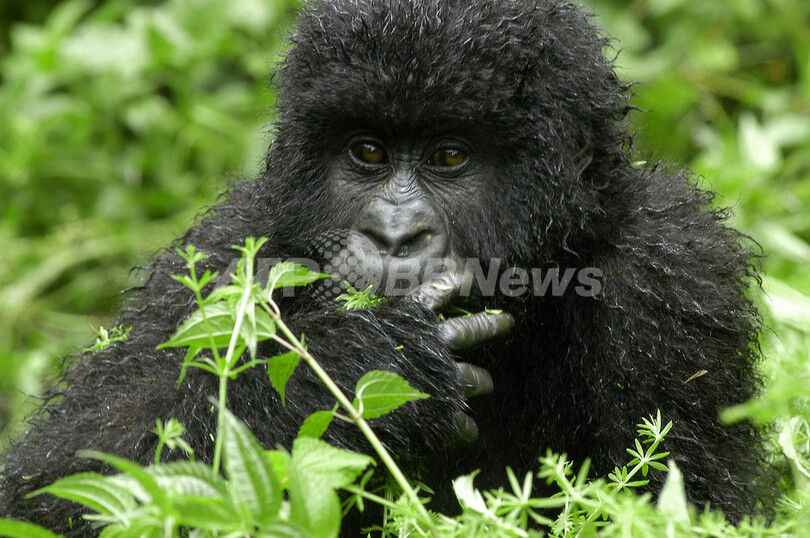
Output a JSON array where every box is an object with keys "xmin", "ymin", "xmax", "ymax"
[
  {"xmin": 308, "ymin": 229, "xmax": 461, "ymax": 298},
  {"xmin": 299, "ymin": 228, "xmax": 605, "ymax": 304}
]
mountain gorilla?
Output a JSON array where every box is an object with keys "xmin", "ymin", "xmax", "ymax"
[{"xmin": 1, "ymin": 0, "xmax": 775, "ymax": 533}]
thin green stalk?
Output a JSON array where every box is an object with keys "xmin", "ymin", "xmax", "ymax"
[
  {"xmin": 211, "ymin": 251, "xmax": 256, "ymax": 472},
  {"xmin": 271, "ymin": 314, "xmax": 436, "ymax": 533},
  {"xmin": 212, "ymin": 373, "xmax": 229, "ymax": 472},
  {"xmin": 181, "ymin": 251, "xmax": 226, "ymax": 470}
]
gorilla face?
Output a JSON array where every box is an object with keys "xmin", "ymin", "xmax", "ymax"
[{"xmin": 334, "ymin": 130, "xmax": 492, "ymax": 295}]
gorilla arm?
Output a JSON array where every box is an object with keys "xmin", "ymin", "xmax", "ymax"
[{"xmin": 560, "ymin": 170, "xmax": 768, "ymax": 520}]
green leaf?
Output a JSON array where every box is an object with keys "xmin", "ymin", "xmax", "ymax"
[
  {"xmin": 76, "ymin": 451, "xmax": 168, "ymax": 511},
  {"xmin": 287, "ymin": 438, "xmax": 373, "ymax": 538},
  {"xmin": 291, "ymin": 437, "xmax": 374, "ymax": 490},
  {"xmin": 453, "ymin": 470, "xmax": 487, "ymax": 513},
  {"xmin": 32, "ymin": 473, "xmax": 136, "ymax": 521},
  {"xmin": 158, "ymin": 302, "xmax": 237, "ymax": 350},
  {"xmin": 159, "ymin": 300, "xmax": 276, "ymax": 356},
  {"xmin": 335, "ymin": 284, "xmax": 387, "ymax": 311},
  {"xmin": 0, "ymin": 518, "xmax": 64, "ymax": 538},
  {"xmin": 206, "ymin": 283, "xmax": 243, "ymax": 304},
  {"xmin": 266, "ymin": 450, "xmax": 290, "ymax": 489},
  {"xmin": 656, "ymin": 461, "xmax": 690, "ymax": 527},
  {"xmin": 255, "ymin": 522, "xmax": 312, "ymax": 538},
  {"xmin": 146, "ymin": 461, "xmax": 229, "ymax": 498},
  {"xmin": 101, "ymin": 461, "xmax": 243, "ymax": 530},
  {"xmin": 177, "ymin": 346, "xmax": 202, "ymax": 387},
  {"xmin": 222, "ymin": 409, "xmax": 281, "ymax": 525},
  {"xmin": 267, "ymin": 261, "xmax": 330, "ymax": 290},
  {"xmin": 287, "ymin": 470, "xmax": 341, "ymax": 538},
  {"xmin": 352, "ymin": 370, "xmax": 429, "ymax": 419},
  {"xmin": 172, "ymin": 497, "xmax": 243, "ymax": 530},
  {"xmin": 298, "ymin": 406, "xmax": 337, "ymax": 438},
  {"xmin": 267, "ymin": 350, "xmax": 301, "ymax": 406},
  {"xmin": 239, "ymin": 302, "xmax": 277, "ymax": 359}
]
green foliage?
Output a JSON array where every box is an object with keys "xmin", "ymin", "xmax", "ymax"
[
  {"xmin": 84, "ymin": 325, "xmax": 131, "ymax": 353},
  {"xmin": 0, "ymin": 0, "xmax": 297, "ymax": 436},
  {"xmin": 267, "ymin": 349, "xmax": 301, "ymax": 406},
  {"xmin": 1, "ymin": 243, "xmax": 433, "ymax": 536},
  {"xmin": 26, "ymin": 413, "xmax": 371, "ymax": 537},
  {"xmin": 353, "ymin": 371, "xmax": 430, "ymax": 420},
  {"xmin": 153, "ymin": 417, "xmax": 195, "ymax": 464},
  {"xmin": 298, "ymin": 404, "xmax": 338, "ymax": 439},
  {"xmin": 336, "ymin": 283, "xmax": 389, "ymax": 311},
  {"xmin": 0, "ymin": 518, "xmax": 62, "ymax": 538},
  {"xmin": 584, "ymin": 0, "xmax": 810, "ymax": 529}
]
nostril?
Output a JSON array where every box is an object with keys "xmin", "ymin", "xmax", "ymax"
[
  {"xmin": 393, "ymin": 228, "xmax": 430, "ymax": 258},
  {"xmin": 357, "ymin": 226, "xmax": 433, "ymax": 258},
  {"xmin": 359, "ymin": 229, "xmax": 390, "ymax": 255}
]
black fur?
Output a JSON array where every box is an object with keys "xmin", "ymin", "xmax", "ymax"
[{"xmin": 1, "ymin": 0, "xmax": 775, "ymax": 534}]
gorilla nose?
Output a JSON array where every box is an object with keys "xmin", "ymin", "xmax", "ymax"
[
  {"xmin": 365, "ymin": 226, "xmax": 430, "ymax": 257},
  {"xmin": 353, "ymin": 197, "xmax": 448, "ymax": 259}
]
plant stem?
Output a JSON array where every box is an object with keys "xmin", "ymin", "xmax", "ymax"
[
  {"xmin": 271, "ymin": 315, "xmax": 436, "ymax": 532},
  {"xmin": 212, "ymin": 249, "xmax": 255, "ymax": 472}
]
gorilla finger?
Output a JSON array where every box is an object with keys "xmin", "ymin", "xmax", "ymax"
[
  {"xmin": 451, "ymin": 411, "xmax": 479, "ymax": 448},
  {"xmin": 438, "ymin": 312, "xmax": 515, "ymax": 352},
  {"xmin": 457, "ymin": 362, "xmax": 493, "ymax": 398},
  {"xmin": 409, "ymin": 270, "xmax": 474, "ymax": 312}
]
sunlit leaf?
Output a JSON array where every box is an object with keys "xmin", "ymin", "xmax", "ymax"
[{"xmin": 352, "ymin": 370, "xmax": 429, "ymax": 419}]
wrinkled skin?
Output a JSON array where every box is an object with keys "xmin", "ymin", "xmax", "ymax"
[{"xmin": 1, "ymin": 0, "xmax": 777, "ymax": 535}]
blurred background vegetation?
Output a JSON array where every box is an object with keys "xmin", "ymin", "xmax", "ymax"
[{"xmin": 0, "ymin": 0, "xmax": 808, "ymax": 510}]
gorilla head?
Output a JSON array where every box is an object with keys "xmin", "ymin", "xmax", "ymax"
[{"xmin": 262, "ymin": 0, "xmax": 628, "ymax": 295}]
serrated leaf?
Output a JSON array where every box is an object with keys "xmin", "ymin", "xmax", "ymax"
[
  {"xmin": 286, "ymin": 470, "xmax": 341, "ymax": 538},
  {"xmin": 76, "ymin": 451, "xmax": 167, "ymax": 510},
  {"xmin": 158, "ymin": 302, "xmax": 237, "ymax": 350},
  {"xmin": 239, "ymin": 303, "xmax": 277, "ymax": 359},
  {"xmin": 146, "ymin": 461, "xmax": 229, "ymax": 498},
  {"xmin": 287, "ymin": 438, "xmax": 373, "ymax": 538},
  {"xmin": 267, "ymin": 262, "xmax": 330, "ymax": 290},
  {"xmin": 291, "ymin": 437, "xmax": 373, "ymax": 490},
  {"xmin": 222, "ymin": 409, "xmax": 281, "ymax": 525},
  {"xmin": 33, "ymin": 472, "xmax": 136, "ymax": 521},
  {"xmin": 172, "ymin": 496, "xmax": 243, "ymax": 530},
  {"xmin": 298, "ymin": 407, "xmax": 337, "ymax": 439},
  {"xmin": 267, "ymin": 350, "xmax": 301, "ymax": 406},
  {"xmin": 352, "ymin": 370, "xmax": 429, "ymax": 419}
]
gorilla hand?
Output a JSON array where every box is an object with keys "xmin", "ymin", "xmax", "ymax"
[{"xmin": 409, "ymin": 270, "xmax": 514, "ymax": 446}]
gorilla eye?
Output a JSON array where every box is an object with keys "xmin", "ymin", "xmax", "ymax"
[
  {"xmin": 430, "ymin": 148, "xmax": 468, "ymax": 168},
  {"xmin": 351, "ymin": 142, "xmax": 387, "ymax": 165}
]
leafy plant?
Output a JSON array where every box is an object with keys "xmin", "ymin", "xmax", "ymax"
[
  {"xmin": 336, "ymin": 283, "xmax": 388, "ymax": 311},
  {"xmin": 0, "ymin": 239, "xmax": 436, "ymax": 536}
]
